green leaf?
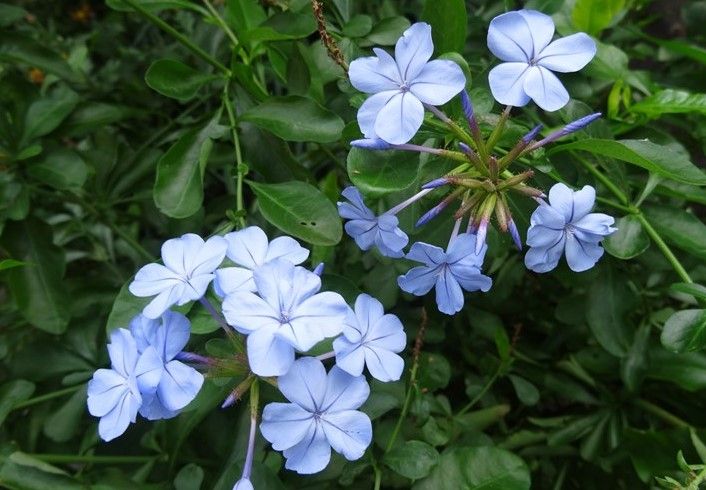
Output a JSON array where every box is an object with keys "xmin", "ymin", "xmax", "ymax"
[
  {"xmin": 174, "ymin": 463, "xmax": 204, "ymax": 490},
  {"xmin": 154, "ymin": 115, "xmax": 223, "ymax": 218},
  {"xmin": 661, "ymin": 309, "xmax": 706, "ymax": 353},
  {"xmin": 225, "ymin": 0, "xmax": 266, "ymax": 34},
  {"xmin": 241, "ymin": 96, "xmax": 344, "ymax": 143},
  {"xmin": 657, "ymin": 181, "xmax": 706, "ymax": 205},
  {"xmin": 643, "ymin": 205, "xmax": 706, "ymax": 260},
  {"xmin": 106, "ymin": 281, "xmax": 149, "ymax": 333},
  {"xmin": 62, "ymin": 103, "xmax": 142, "ymax": 137},
  {"xmin": 585, "ymin": 266, "xmax": 633, "ymax": 357},
  {"xmin": 414, "ymin": 446, "xmax": 530, "ymax": 490},
  {"xmin": 22, "ymin": 86, "xmax": 79, "ymax": 144},
  {"xmin": 248, "ymin": 180, "xmax": 342, "ymax": 246},
  {"xmin": 421, "ymin": 0, "xmax": 467, "ymax": 54},
  {"xmin": 572, "ymin": 0, "xmax": 625, "ymax": 36},
  {"xmin": 242, "ymin": 12, "xmax": 316, "ymax": 43},
  {"xmin": 670, "ymin": 282, "xmax": 706, "ymax": 302},
  {"xmin": 385, "ymin": 440, "xmax": 439, "ymax": 480},
  {"xmin": 0, "ymin": 451, "xmax": 83, "ymax": 490},
  {"xmin": 509, "ymin": 375, "xmax": 540, "ymax": 406},
  {"xmin": 603, "ymin": 215, "xmax": 650, "ymax": 259},
  {"xmin": 27, "ymin": 149, "xmax": 89, "ymax": 190},
  {"xmin": 42, "ymin": 386, "xmax": 87, "ymax": 443},
  {"xmin": 0, "ymin": 259, "xmax": 25, "ymax": 272},
  {"xmin": 342, "ymin": 14, "xmax": 373, "ymax": 38},
  {"xmin": 630, "ymin": 89, "xmax": 706, "ymax": 118},
  {"xmin": 621, "ymin": 323, "xmax": 651, "ymax": 392},
  {"xmin": 550, "ymin": 139, "xmax": 706, "ymax": 185},
  {"xmin": 0, "ymin": 32, "xmax": 84, "ymax": 84},
  {"xmin": 1, "ymin": 219, "xmax": 71, "ymax": 334},
  {"xmin": 145, "ymin": 59, "xmax": 220, "ymax": 101},
  {"xmin": 0, "ymin": 380, "xmax": 35, "ymax": 426},
  {"xmin": 106, "ymin": 0, "xmax": 206, "ymax": 14},
  {"xmin": 346, "ymin": 147, "xmax": 420, "ymax": 196},
  {"xmin": 364, "ymin": 16, "xmax": 411, "ymax": 46},
  {"xmin": 648, "ymin": 348, "xmax": 706, "ymax": 391},
  {"xmin": 0, "ymin": 4, "xmax": 26, "ymax": 27}
]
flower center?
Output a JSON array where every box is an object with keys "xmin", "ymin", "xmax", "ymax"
[
  {"xmin": 279, "ymin": 310, "xmax": 291, "ymax": 323},
  {"xmin": 399, "ymin": 82, "xmax": 410, "ymax": 92}
]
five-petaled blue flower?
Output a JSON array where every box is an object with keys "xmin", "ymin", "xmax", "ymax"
[
  {"xmin": 487, "ymin": 9, "xmax": 596, "ymax": 111},
  {"xmin": 398, "ymin": 233, "xmax": 492, "ymax": 315},
  {"xmin": 333, "ymin": 294, "xmax": 406, "ymax": 382},
  {"xmin": 525, "ymin": 183, "xmax": 616, "ymax": 273},
  {"xmin": 129, "ymin": 233, "xmax": 227, "ymax": 319},
  {"xmin": 349, "ymin": 22, "xmax": 466, "ymax": 144},
  {"xmin": 338, "ymin": 186, "xmax": 408, "ymax": 258},
  {"xmin": 214, "ymin": 226, "xmax": 309, "ymax": 297},
  {"xmin": 129, "ymin": 312, "xmax": 204, "ymax": 420},
  {"xmin": 222, "ymin": 259, "xmax": 349, "ymax": 377},
  {"xmin": 260, "ymin": 357, "xmax": 372, "ymax": 474},
  {"xmin": 87, "ymin": 328, "xmax": 162, "ymax": 441}
]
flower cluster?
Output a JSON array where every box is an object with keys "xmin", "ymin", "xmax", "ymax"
[
  {"xmin": 340, "ymin": 10, "xmax": 615, "ymax": 315},
  {"xmin": 88, "ymin": 227, "xmax": 407, "ymax": 487}
]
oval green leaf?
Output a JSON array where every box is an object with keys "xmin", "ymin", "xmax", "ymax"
[
  {"xmin": 661, "ymin": 309, "xmax": 706, "ymax": 353},
  {"xmin": 347, "ymin": 147, "xmax": 420, "ymax": 196},
  {"xmin": 385, "ymin": 440, "xmax": 439, "ymax": 480},
  {"xmin": 241, "ymin": 96, "xmax": 344, "ymax": 143},
  {"xmin": 643, "ymin": 205, "xmax": 706, "ymax": 260},
  {"xmin": 248, "ymin": 180, "xmax": 342, "ymax": 246},
  {"xmin": 603, "ymin": 214, "xmax": 650, "ymax": 259},
  {"xmin": 145, "ymin": 59, "xmax": 220, "ymax": 101}
]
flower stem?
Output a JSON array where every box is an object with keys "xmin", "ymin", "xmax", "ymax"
[
  {"xmin": 241, "ymin": 379, "xmax": 259, "ymax": 480},
  {"xmin": 223, "ymin": 84, "xmax": 246, "ymax": 228},
  {"xmin": 484, "ymin": 105, "xmax": 512, "ymax": 154},
  {"xmin": 634, "ymin": 398, "xmax": 692, "ymax": 429},
  {"xmin": 635, "ymin": 213, "xmax": 693, "ymax": 284},
  {"xmin": 456, "ymin": 364, "xmax": 502, "ymax": 416},
  {"xmin": 199, "ymin": 297, "xmax": 237, "ymax": 338},
  {"xmin": 12, "ymin": 385, "xmax": 83, "ymax": 411},
  {"xmin": 425, "ymin": 105, "xmax": 478, "ymax": 151},
  {"xmin": 28, "ymin": 453, "xmax": 162, "ymax": 464},
  {"xmin": 121, "ymin": 0, "xmax": 231, "ymax": 76},
  {"xmin": 315, "ymin": 350, "xmax": 336, "ymax": 361},
  {"xmin": 574, "ymin": 152, "xmax": 629, "ymax": 205},
  {"xmin": 202, "ymin": 0, "xmax": 240, "ymax": 50}
]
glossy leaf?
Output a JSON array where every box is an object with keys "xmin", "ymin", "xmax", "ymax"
[
  {"xmin": 385, "ymin": 440, "xmax": 439, "ymax": 480},
  {"xmin": 630, "ymin": 89, "xmax": 706, "ymax": 118},
  {"xmin": 106, "ymin": 281, "xmax": 149, "ymax": 333},
  {"xmin": 22, "ymin": 86, "xmax": 79, "ymax": 144},
  {"xmin": 145, "ymin": 59, "xmax": 220, "ymax": 101},
  {"xmin": 422, "ymin": 0, "xmax": 467, "ymax": 54},
  {"xmin": 572, "ymin": 0, "xmax": 625, "ymax": 36},
  {"xmin": 0, "ymin": 380, "xmax": 35, "ymax": 426},
  {"xmin": 346, "ymin": 147, "xmax": 420, "ymax": 196},
  {"xmin": 27, "ymin": 149, "xmax": 89, "ymax": 190},
  {"xmin": 643, "ymin": 205, "xmax": 706, "ymax": 260},
  {"xmin": 603, "ymin": 215, "xmax": 650, "ymax": 259},
  {"xmin": 585, "ymin": 267, "xmax": 634, "ymax": 357},
  {"xmin": 248, "ymin": 180, "xmax": 342, "ymax": 246},
  {"xmin": 670, "ymin": 282, "xmax": 706, "ymax": 302},
  {"xmin": 241, "ymin": 96, "xmax": 344, "ymax": 143},
  {"xmin": 661, "ymin": 309, "xmax": 706, "ymax": 353}
]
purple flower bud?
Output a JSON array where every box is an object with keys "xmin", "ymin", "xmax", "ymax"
[
  {"xmin": 563, "ymin": 112, "xmax": 601, "ymax": 134},
  {"xmin": 313, "ymin": 262, "xmax": 325, "ymax": 276},
  {"xmin": 508, "ymin": 219, "xmax": 522, "ymax": 251},
  {"xmin": 460, "ymin": 90, "xmax": 475, "ymax": 121},
  {"xmin": 222, "ymin": 392, "xmax": 237, "ymax": 408},
  {"xmin": 522, "ymin": 124, "xmax": 543, "ymax": 144},
  {"xmin": 458, "ymin": 142, "xmax": 472, "ymax": 155},
  {"xmin": 175, "ymin": 351, "xmax": 213, "ymax": 365},
  {"xmin": 416, "ymin": 201, "xmax": 448, "ymax": 227},
  {"xmin": 421, "ymin": 177, "xmax": 451, "ymax": 190},
  {"xmin": 350, "ymin": 138, "xmax": 393, "ymax": 150}
]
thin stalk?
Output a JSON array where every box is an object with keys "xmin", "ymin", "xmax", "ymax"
[
  {"xmin": 199, "ymin": 297, "xmax": 238, "ymax": 338},
  {"xmin": 425, "ymin": 105, "xmax": 477, "ymax": 150},
  {"xmin": 687, "ymin": 467, "xmax": 706, "ymax": 490},
  {"xmin": 634, "ymin": 398, "xmax": 691, "ymax": 429},
  {"xmin": 315, "ymin": 351, "xmax": 336, "ymax": 361},
  {"xmin": 13, "ymin": 385, "xmax": 83, "ymax": 410},
  {"xmin": 485, "ymin": 105, "xmax": 512, "ymax": 154},
  {"xmin": 29, "ymin": 454, "xmax": 162, "ymax": 464},
  {"xmin": 457, "ymin": 364, "xmax": 502, "ymax": 416},
  {"xmin": 573, "ymin": 152, "xmax": 629, "ymax": 205},
  {"xmin": 384, "ymin": 356, "xmax": 420, "ymax": 455},
  {"xmin": 122, "ymin": 0, "xmax": 231, "ymax": 75},
  {"xmin": 596, "ymin": 197, "xmax": 635, "ymax": 214},
  {"xmin": 223, "ymin": 84, "xmax": 246, "ymax": 228},
  {"xmin": 635, "ymin": 214, "xmax": 693, "ymax": 284},
  {"xmin": 202, "ymin": 0, "xmax": 240, "ymax": 49}
]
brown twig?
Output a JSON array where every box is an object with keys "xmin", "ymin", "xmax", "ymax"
[{"xmin": 311, "ymin": 0, "xmax": 349, "ymax": 73}]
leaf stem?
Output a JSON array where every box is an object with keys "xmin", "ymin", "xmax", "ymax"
[
  {"xmin": 202, "ymin": 0, "xmax": 241, "ymax": 50},
  {"xmin": 12, "ymin": 385, "xmax": 83, "ymax": 410},
  {"xmin": 634, "ymin": 398, "xmax": 692, "ymax": 429},
  {"xmin": 121, "ymin": 0, "xmax": 231, "ymax": 76},
  {"xmin": 574, "ymin": 152, "xmax": 629, "ymax": 205},
  {"xmin": 223, "ymin": 84, "xmax": 246, "ymax": 228},
  {"xmin": 456, "ymin": 364, "xmax": 502, "ymax": 416},
  {"xmin": 635, "ymin": 213, "xmax": 693, "ymax": 283},
  {"xmin": 28, "ymin": 453, "xmax": 163, "ymax": 464}
]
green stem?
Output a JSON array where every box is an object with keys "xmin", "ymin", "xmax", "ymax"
[
  {"xmin": 384, "ymin": 359, "xmax": 420, "ymax": 455},
  {"xmin": 574, "ymin": 153, "xmax": 629, "ymax": 205},
  {"xmin": 596, "ymin": 197, "xmax": 635, "ymax": 214},
  {"xmin": 223, "ymin": 84, "xmax": 246, "ymax": 228},
  {"xmin": 635, "ymin": 214, "xmax": 693, "ymax": 283},
  {"xmin": 29, "ymin": 453, "xmax": 162, "ymax": 464},
  {"xmin": 122, "ymin": 0, "xmax": 231, "ymax": 76},
  {"xmin": 202, "ymin": 0, "xmax": 241, "ymax": 50},
  {"xmin": 13, "ymin": 385, "xmax": 83, "ymax": 410},
  {"xmin": 457, "ymin": 364, "xmax": 502, "ymax": 416},
  {"xmin": 485, "ymin": 105, "xmax": 512, "ymax": 154},
  {"xmin": 688, "ymin": 466, "xmax": 706, "ymax": 490},
  {"xmin": 634, "ymin": 398, "xmax": 692, "ymax": 429},
  {"xmin": 373, "ymin": 465, "xmax": 382, "ymax": 490}
]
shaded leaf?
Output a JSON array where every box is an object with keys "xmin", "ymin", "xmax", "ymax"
[
  {"xmin": 661, "ymin": 309, "xmax": 706, "ymax": 353},
  {"xmin": 145, "ymin": 59, "xmax": 220, "ymax": 101}
]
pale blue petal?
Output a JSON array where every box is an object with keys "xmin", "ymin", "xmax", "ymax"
[
  {"xmin": 488, "ymin": 10, "xmax": 553, "ymax": 62},
  {"xmin": 367, "ymin": 314, "xmax": 406, "ymax": 352},
  {"xmin": 333, "ymin": 337, "xmax": 366, "ymax": 377},
  {"xmin": 525, "ymin": 234, "xmax": 566, "ymax": 273},
  {"xmin": 565, "ymin": 234, "xmax": 605, "ymax": 272},
  {"xmin": 354, "ymin": 293, "xmax": 384, "ymax": 337},
  {"xmin": 161, "ymin": 234, "xmax": 196, "ymax": 275},
  {"xmin": 357, "ymin": 90, "xmax": 399, "ymax": 140},
  {"xmin": 364, "ymin": 346, "xmax": 404, "ymax": 382},
  {"xmin": 446, "ymin": 233, "xmax": 482, "ymax": 264},
  {"xmin": 265, "ymin": 236, "xmax": 310, "ymax": 265},
  {"xmin": 282, "ymin": 424, "xmax": 331, "ymax": 474},
  {"xmin": 488, "ymin": 62, "xmax": 532, "ymax": 107},
  {"xmin": 375, "ymin": 214, "xmax": 408, "ymax": 254},
  {"xmin": 222, "ymin": 291, "xmax": 280, "ymax": 334},
  {"xmin": 434, "ymin": 268, "xmax": 464, "ymax": 315},
  {"xmin": 572, "ymin": 213, "xmax": 616, "ymax": 238},
  {"xmin": 134, "ymin": 346, "xmax": 163, "ymax": 395},
  {"xmin": 321, "ymin": 410, "xmax": 372, "ymax": 460},
  {"xmin": 139, "ymin": 393, "xmax": 178, "ymax": 420},
  {"xmin": 517, "ymin": 10, "xmax": 555, "ymax": 57},
  {"xmin": 260, "ymin": 402, "xmax": 314, "ymax": 450},
  {"xmin": 345, "ymin": 219, "xmax": 378, "ymax": 250},
  {"xmin": 526, "ymin": 225, "xmax": 564, "ymax": 248},
  {"xmin": 349, "ymin": 50, "xmax": 401, "ymax": 93},
  {"xmin": 129, "ymin": 263, "xmax": 182, "ymax": 297},
  {"xmin": 339, "ymin": 187, "xmax": 374, "ymax": 219},
  {"xmin": 87, "ymin": 369, "xmax": 128, "ymax": 417},
  {"xmin": 570, "ymin": 185, "xmax": 596, "ymax": 221},
  {"xmin": 409, "ymin": 60, "xmax": 466, "ymax": 105},
  {"xmin": 157, "ymin": 360, "xmax": 204, "ymax": 411},
  {"xmin": 233, "ymin": 478, "xmax": 254, "ymax": 490},
  {"xmin": 529, "ymin": 202, "xmax": 566, "ymax": 230},
  {"xmin": 287, "ymin": 291, "xmax": 348, "ymax": 346},
  {"xmin": 224, "ymin": 227, "xmax": 269, "ymax": 269},
  {"xmin": 190, "ymin": 235, "xmax": 227, "ymax": 276},
  {"xmin": 97, "ymin": 389, "xmax": 140, "ymax": 442},
  {"xmin": 398, "ymin": 265, "xmax": 439, "ymax": 295},
  {"xmin": 214, "ymin": 267, "xmax": 255, "ymax": 297},
  {"xmin": 322, "ymin": 366, "xmax": 370, "ymax": 412},
  {"xmin": 537, "ymin": 33, "xmax": 596, "ymax": 72},
  {"xmin": 181, "ymin": 273, "xmax": 215, "ymax": 303},
  {"xmin": 374, "ymin": 91, "xmax": 424, "ymax": 145},
  {"xmin": 142, "ymin": 285, "xmax": 184, "ymax": 319},
  {"xmin": 405, "ymin": 241, "xmax": 446, "ymax": 266},
  {"xmin": 128, "ymin": 314, "xmax": 159, "ymax": 354},
  {"xmin": 107, "ymin": 328, "xmax": 139, "ymax": 378},
  {"xmin": 246, "ymin": 326, "xmax": 295, "ymax": 377},
  {"xmin": 286, "ymin": 264, "xmax": 323, "ymax": 308},
  {"xmin": 523, "ymin": 66, "xmax": 569, "ymax": 111},
  {"xmin": 547, "ymin": 183, "xmax": 575, "ymax": 222},
  {"xmin": 452, "ymin": 265, "xmax": 493, "ymax": 293},
  {"xmin": 394, "ymin": 22, "xmax": 433, "ymax": 81},
  {"xmin": 277, "ymin": 357, "xmax": 328, "ymax": 412}
]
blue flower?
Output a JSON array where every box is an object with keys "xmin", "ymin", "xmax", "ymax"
[
  {"xmin": 87, "ymin": 328, "xmax": 162, "ymax": 441},
  {"xmin": 487, "ymin": 9, "xmax": 596, "ymax": 111},
  {"xmin": 337, "ymin": 186, "xmax": 408, "ymax": 258},
  {"xmin": 129, "ymin": 312, "xmax": 204, "ymax": 420},
  {"xmin": 214, "ymin": 226, "xmax": 309, "ymax": 297},
  {"xmin": 233, "ymin": 479, "xmax": 253, "ymax": 490},
  {"xmin": 260, "ymin": 357, "xmax": 372, "ymax": 474},
  {"xmin": 398, "ymin": 233, "xmax": 492, "ymax": 315},
  {"xmin": 333, "ymin": 294, "xmax": 406, "ymax": 382},
  {"xmin": 525, "ymin": 183, "xmax": 616, "ymax": 273},
  {"xmin": 222, "ymin": 259, "xmax": 349, "ymax": 377},
  {"xmin": 349, "ymin": 22, "xmax": 465, "ymax": 144},
  {"xmin": 129, "ymin": 233, "xmax": 228, "ymax": 319}
]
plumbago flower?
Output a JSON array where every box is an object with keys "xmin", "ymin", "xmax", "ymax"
[
  {"xmin": 487, "ymin": 9, "xmax": 596, "ymax": 111},
  {"xmin": 525, "ymin": 183, "xmax": 616, "ymax": 273},
  {"xmin": 333, "ymin": 294, "xmax": 406, "ymax": 382},
  {"xmin": 398, "ymin": 233, "xmax": 492, "ymax": 315},
  {"xmin": 214, "ymin": 226, "xmax": 309, "ymax": 297},
  {"xmin": 349, "ymin": 22, "xmax": 465, "ymax": 144},
  {"xmin": 222, "ymin": 259, "xmax": 349, "ymax": 376},
  {"xmin": 260, "ymin": 357, "xmax": 372, "ymax": 474},
  {"xmin": 87, "ymin": 329, "xmax": 162, "ymax": 441},
  {"xmin": 129, "ymin": 312, "xmax": 204, "ymax": 420},
  {"xmin": 129, "ymin": 233, "xmax": 227, "ymax": 319}
]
